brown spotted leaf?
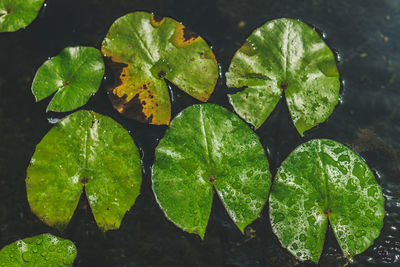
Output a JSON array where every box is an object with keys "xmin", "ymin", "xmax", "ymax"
[{"xmin": 101, "ymin": 12, "xmax": 219, "ymax": 125}]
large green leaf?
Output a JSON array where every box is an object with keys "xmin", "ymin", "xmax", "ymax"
[
  {"xmin": 0, "ymin": 234, "xmax": 76, "ymax": 266},
  {"xmin": 152, "ymin": 104, "xmax": 271, "ymax": 239},
  {"xmin": 32, "ymin": 46, "xmax": 105, "ymax": 112},
  {"xmin": 226, "ymin": 18, "xmax": 340, "ymax": 135},
  {"xmin": 269, "ymin": 139, "xmax": 385, "ymax": 263},
  {"xmin": 101, "ymin": 12, "xmax": 219, "ymax": 125},
  {"xmin": 0, "ymin": 0, "xmax": 45, "ymax": 33},
  {"xmin": 26, "ymin": 110, "xmax": 142, "ymax": 231}
]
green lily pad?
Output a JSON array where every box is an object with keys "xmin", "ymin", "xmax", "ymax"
[
  {"xmin": 101, "ymin": 12, "xmax": 219, "ymax": 125},
  {"xmin": 32, "ymin": 46, "xmax": 105, "ymax": 112},
  {"xmin": 26, "ymin": 110, "xmax": 142, "ymax": 231},
  {"xmin": 269, "ymin": 139, "xmax": 384, "ymax": 263},
  {"xmin": 0, "ymin": 233, "xmax": 76, "ymax": 266},
  {"xmin": 0, "ymin": 0, "xmax": 45, "ymax": 33},
  {"xmin": 226, "ymin": 18, "xmax": 340, "ymax": 135},
  {"xmin": 152, "ymin": 104, "xmax": 271, "ymax": 239}
]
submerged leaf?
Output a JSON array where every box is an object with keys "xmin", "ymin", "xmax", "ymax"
[
  {"xmin": 0, "ymin": 234, "xmax": 76, "ymax": 266},
  {"xmin": 26, "ymin": 110, "xmax": 142, "ymax": 231},
  {"xmin": 226, "ymin": 18, "xmax": 340, "ymax": 135},
  {"xmin": 152, "ymin": 104, "xmax": 271, "ymax": 238},
  {"xmin": 101, "ymin": 12, "xmax": 219, "ymax": 125},
  {"xmin": 269, "ymin": 139, "xmax": 384, "ymax": 263},
  {"xmin": 32, "ymin": 46, "xmax": 105, "ymax": 112},
  {"xmin": 0, "ymin": 0, "xmax": 45, "ymax": 33}
]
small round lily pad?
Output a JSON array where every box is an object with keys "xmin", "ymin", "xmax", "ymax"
[
  {"xmin": 26, "ymin": 110, "xmax": 142, "ymax": 231},
  {"xmin": 152, "ymin": 104, "xmax": 271, "ymax": 239},
  {"xmin": 0, "ymin": 0, "xmax": 45, "ymax": 33},
  {"xmin": 226, "ymin": 18, "xmax": 340, "ymax": 135},
  {"xmin": 101, "ymin": 12, "xmax": 219, "ymax": 125},
  {"xmin": 269, "ymin": 139, "xmax": 384, "ymax": 263},
  {"xmin": 0, "ymin": 234, "xmax": 76, "ymax": 266},
  {"xmin": 32, "ymin": 46, "xmax": 105, "ymax": 112}
]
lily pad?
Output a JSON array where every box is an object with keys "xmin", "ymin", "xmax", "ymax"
[
  {"xmin": 0, "ymin": 0, "xmax": 45, "ymax": 33},
  {"xmin": 152, "ymin": 104, "xmax": 271, "ymax": 239},
  {"xmin": 226, "ymin": 18, "xmax": 340, "ymax": 135},
  {"xmin": 101, "ymin": 12, "xmax": 218, "ymax": 125},
  {"xmin": 32, "ymin": 46, "xmax": 105, "ymax": 112},
  {"xmin": 0, "ymin": 233, "xmax": 76, "ymax": 266},
  {"xmin": 269, "ymin": 139, "xmax": 384, "ymax": 263},
  {"xmin": 26, "ymin": 110, "xmax": 142, "ymax": 231}
]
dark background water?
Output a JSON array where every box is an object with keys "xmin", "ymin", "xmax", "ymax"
[{"xmin": 0, "ymin": 0, "xmax": 399, "ymax": 266}]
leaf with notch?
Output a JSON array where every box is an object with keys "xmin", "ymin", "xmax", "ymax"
[
  {"xmin": 101, "ymin": 12, "xmax": 218, "ymax": 125},
  {"xmin": 226, "ymin": 18, "xmax": 340, "ymax": 135},
  {"xmin": 26, "ymin": 110, "xmax": 142, "ymax": 231},
  {"xmin": 32, "ymin": 46, "xmax": 105, "ymax": 112},
  {"xmin": 269, "ymin": 139, "xmax": 384, "ymax": 263},
  {"xmin": 152, "ymin": 104, "xmax": 271, "ymax": 239}
]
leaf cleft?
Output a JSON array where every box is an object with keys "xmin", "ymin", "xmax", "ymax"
[
  {"xmin": 102, "ymin": 12, "xmax": 218, "ymax": 125},
  {"xmin": 26, "ymin": 110, "xmax": 142, "ymax": 231},
  {"xmin": 32, "ymin": 46, "xmax": 105, "ymax": 112},
  {"xmin": 226, "ymin": 18, "xmax": 340, "ymax": 135},
  {"xmin": 153, "ymin": 104, "xmax": 271, "ymax": 238},
  {"xmin": 269, "ymin": 139, "xmax": 385, "ymax": 263}
]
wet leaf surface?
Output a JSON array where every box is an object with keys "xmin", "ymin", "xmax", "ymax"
[
  {"xmin": 101, "ymin": 12, "xmax": 219, "ymax": 125},
  {"xmin": 152, "ymin": 104, "xmax": 271, "ymax": 239},
  {"xmin": 0, "ymin": 233, "xmax": 76, "ymax": 266},
  {"xmin": 32, "ymin": 46, "xmax": 105, "ymax": 112},
  {"xmin": 26, "ymin": 110, "xmax": 142, "ymax": 231},
  {"xmin": 226, "ymin": 18, "xmax": 340, "ymax": 135},
  {"xmin": 269, "ymin": 139, "xmax": 385, "ymax": 263},
  {"xmin": 0, "ymin": 0, "xmax": 45, "ymax": 33}
]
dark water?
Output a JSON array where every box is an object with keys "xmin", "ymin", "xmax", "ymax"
[{"xmin": 0, "ymin": 0, "xmax": 399, "ymax": 266}]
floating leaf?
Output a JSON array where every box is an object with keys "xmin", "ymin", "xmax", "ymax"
[
  {"xmin": 26, "ymin": 110, "xmax": 142, "ymax": 231},
  {"xmin": 0, "ymin": 0, "xmax": 45, "ymax": 33},
  {"xmin": 226, "ymin": 18, "xmax": 340, "ymax": 135},
  {"xmin": 101, "ymin": 12, "xmax": 218, "ymax": 125},
  {"xmin": 152, "ymin": 104, "xmax": 271, "ymax": 238},
  {"xmin": 269, "ymin": 139, "xmax": 384, "ymax": 263},
  {"xmin": 0, "ymin": 234, "xmax": 76, "ymax": 266},
  {"xmin": 32, "ymin": 46, "xmax": 105, "ymax": 112}
]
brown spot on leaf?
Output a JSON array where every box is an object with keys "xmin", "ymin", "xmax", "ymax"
[
  {"xmin": 104, "ymin": 57, "xmax": 129, "ymax": 88},
  {"xmin": 182, "ymin": 27, "xmax": 199, "ymax": 41},
  {"xmin": 150, "ymin": 13, "xmax": 165, "ymax": 27},
  {"xmin": 172, "ymin": 24, "xmax": 201, "ymax": 47},
  {"xmin": 101, "ymin": 53, "xmax": 170, "ymax": 125},
  {"xmin": 109, "ymin": 93, "xmax": 151, "ymax": 123}
]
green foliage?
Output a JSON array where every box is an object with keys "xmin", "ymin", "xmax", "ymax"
[
  {"xmin": 26, "ymin": 110, "xmax": 142, "ymax": 231},
  {"xmin": 101, "ymin": 12, "xmax": 218, "ymax": 125},
  {"xmin": 0, "ymin": 0, "xmax": 45, "ymax": 33},
  {"xmin": 152, "ymin": 104, "xmax": 271, "ymax": 238},
  {"xmin": 32, "ymin": 46, "xmax": 105, "ymax": 112},
  {"xmin": 226, "ymin": 18, "xmax": 340, "ymax": 135},
  {"xmin": 0, "ymin": 234, "xmax": 76, "ymax": 266},
  {"xmin": 269, "ymin": 139, "xmax": 385, "ymax": 262}
]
